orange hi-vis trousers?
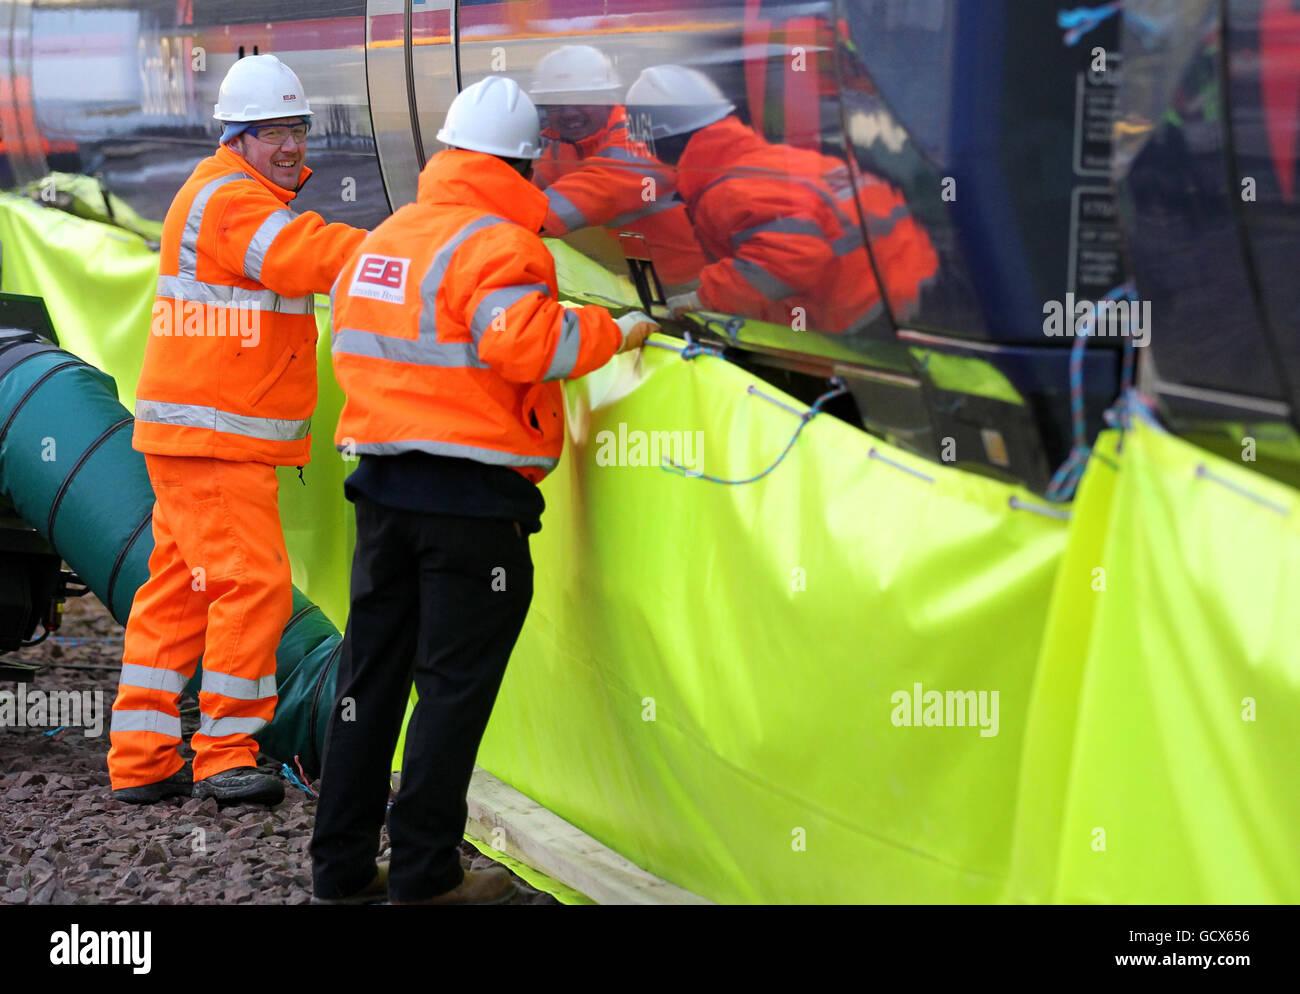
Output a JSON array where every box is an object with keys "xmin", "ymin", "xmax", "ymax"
[{"xmin": 107, "ymin": 454, "xmax": 292, "ymax": 788}]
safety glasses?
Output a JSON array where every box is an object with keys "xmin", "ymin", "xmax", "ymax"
[{"xmin": 246, "ymin": 121, "xmax": 311, "ymax": 145}]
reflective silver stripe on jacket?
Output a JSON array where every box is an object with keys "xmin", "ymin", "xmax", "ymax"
[
  {"xmin": 593, "ymin": 146, "xmax": 668, "ymax": 175},
  {"xmin": 199, "ymin": 670, "xmax": 277, "ymax": 702},
  {"xmin": 170, "ymin": 171, "xmax": 311, "ymax": 314},
  {"xmin": 696, "ymin": 170, "xmax": 875, "ymax": 258},
  {"xmin": 118, "ymin": 664, "xmax": 189, "ymax": 697},
  {"xmin": 542, "ymin": 310, "xmax": 582, "ymax": 381},
  {"xmin": 607, "ymin": 195, "xmax": 680, "ymax": 229},
  {"xmin": 134, "ymin": 399, "xmax": 310, "ymax": 442},
  {"xmin": 195, "ymin": 714, "xmax": 268, "ymax": 739},
  {"xmin": 866, "ymin": 203, "xmax": 910, "ymax": 241},
  {"xmin": 156, "ymin": 274, "xmax": 314, "ymax": 314},
  {"xmin": 111, "ymin": 708, "xmax": 182, "ymax": 739},
  {"xmin": 421, "ymin": 215, "xmax": 515, "ymax": 333},
  {"xmin": 243, "ymin": 209, "xmax": 297, "ymax": 283},
  {"xmin": 177, "ymin": 173, "xmax": 247, "ymax": 277},
  {"xmin": 733, "ymin": 257, "xmax": 797, "ymax": 300},
  {"xmin": 350, "ymin": 439, "xmax": 559, "ymax": 471},
  {"xmin": 730, "ymin": 218, "xmax": 825, "ymax": 252},
  {"xmin": 469, "ymin": 283, "xmax": 549, "ymax": 341},
  {"xmin": 331, "ymin": 330, "xmax": 487, "ymax": 367},
  {"xmin": 543, "ymin": 187, "xmax": 588, "ymax": 231}
]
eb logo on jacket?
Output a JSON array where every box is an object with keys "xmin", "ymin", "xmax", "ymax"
[{"xmin": 349, "ymin": 254, "xmax": 410, "ymax": 304}]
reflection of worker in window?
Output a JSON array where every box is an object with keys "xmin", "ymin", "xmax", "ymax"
[
  {"xmin": 626, "ymin": 65, "xmax": 938, "ymax": 334},
  {"xmin": 529, "ymin": 45, "xmax": 706, "ymax": 288}
]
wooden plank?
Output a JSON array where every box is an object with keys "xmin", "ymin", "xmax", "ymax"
[{"xmin": 463, "ymin": 765, "xmax": 712, "ymax": 906}]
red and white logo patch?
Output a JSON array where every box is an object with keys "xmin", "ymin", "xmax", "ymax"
[
  {"xmin": 349, "ymin": 254, "xmax": 409, "ymax": 304},
  {"xmin": 283, "ymin": 93, "xmax": 297, "ymax": 101}
]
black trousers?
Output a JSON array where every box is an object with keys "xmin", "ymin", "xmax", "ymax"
[{"xmin": 309, "ymin": 496, "xmax": 534, "ymax": 901}]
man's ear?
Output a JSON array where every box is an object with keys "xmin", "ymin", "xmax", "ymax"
[{"xmin": 226, "ymin": 135, "xmax": 245, "ymax": 157}]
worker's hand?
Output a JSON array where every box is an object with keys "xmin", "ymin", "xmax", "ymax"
[
  {"xmin": 666, "ymin": 290, "xmax": 702, "ymax": 318},
  {"xmin": 615, "ymin": 310, "xmax": 659, "ymax": 353}
]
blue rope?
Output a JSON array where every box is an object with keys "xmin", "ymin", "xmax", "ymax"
[
  {"xmin": 1045, "ymin": 283, "xmax": 1138, "ymax": 502},
  {"xmin": 662, "ymin": 379, "xmax": 848, "ymax": 485},
  {"xmin": 281, "ymin": 763, "xmax": 316, "ymax": 798},
  {"xmin": 1058, "ymin": 3, "xmax": 1123, "ymax": 46},
  {"xmin": 677, "ymin": 330, "xmax": 726, "ymax": 361}
]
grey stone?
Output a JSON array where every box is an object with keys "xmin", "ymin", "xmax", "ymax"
[
  {"xmin": 29, "ymin": 878, "xmax": 58, "ymax": 905},
  {"xmin": 137, "ymin": 842, "xmax": 169, "ymax": 867}
]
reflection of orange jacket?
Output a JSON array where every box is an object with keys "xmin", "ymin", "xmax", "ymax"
[
  {"xmin": 676, "ymin": 117, "xmax": 937, "ymax": 333},
  {"xmin": 133, "ymin": 144, "xmax": 366, "ymax": 465},
  {"xmin": 535, "ymin": 106, "xmax": 706, "ymax": 286},
  {"xmin": 331, "ymin": 150, "xmax": 623, "ymax": 484}
]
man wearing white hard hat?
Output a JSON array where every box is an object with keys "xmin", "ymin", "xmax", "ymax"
[
  {"xmin": 625, "ymin": 64, "xmax": 937, "ymax": 334},
  {"xmin": 108, "ymin": 55, "xmax": 366, "ymax": 809},
  {"xmin": 309, "ymin": 75, "xmax": 657, "ymax": 905},
  {"xmin": 528, "ymin": 44, "xmax": 706, "ymax": 286}
]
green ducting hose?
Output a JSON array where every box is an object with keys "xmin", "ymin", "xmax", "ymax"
[{"xmin": 0, "ymin": 337, "xmax": 341, "ymax": 774}]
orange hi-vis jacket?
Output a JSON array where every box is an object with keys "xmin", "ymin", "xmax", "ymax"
[
  {"xmin": 534, "ymin": 106, "xmax": 706, "ymax": 286},
  {"xmin": 675, "ymin": 116, "xmax": 938, "ymax": 333},
  {"xmin": 330, "ymin": 149, "xmax": 624, "ymax": 484},
  {"xmin": 133, "ymin": 144, "xmax": 367, "ymax": 465}
]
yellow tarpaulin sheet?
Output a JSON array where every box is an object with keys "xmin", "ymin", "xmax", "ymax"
[
  {"xmin": 396, "ymin": 338, "xmax": 1069, "ymax": 903},
  {"xmin": 6, "ymin": 190, "xmax": 1299, "ymax": 904},
  {"xmin": 1010, "ymin": 417, "xmax": 1300, "ymax": 902}
]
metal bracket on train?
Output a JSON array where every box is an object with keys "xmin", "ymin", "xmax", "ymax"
[{"xmin": 619, "ymin": 232, "xmax": 667, "ymax": 312}]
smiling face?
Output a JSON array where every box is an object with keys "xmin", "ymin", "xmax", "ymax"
[
  {"xmin": 229, "ymin": 116, "xmax": 308, "ymax": 190},
  {"xmin": 541, "ymin": 104, "xmax": 610, "ymax": 143}
]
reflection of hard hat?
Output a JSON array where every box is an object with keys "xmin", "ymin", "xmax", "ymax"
[
  {"xmin": 437, "ymin": 76, "xmax": 542, "ymax": 159},
  {"xmin": 213, "ymin": 54, "xmax": 313, "ymax": 121},
  {"xmin": 530, "ymin": 45, "xmax": 622, "ymax": 105},
  {"xmin": 624, "ymin": 66, "xmax": 734, "ymax": 139}
]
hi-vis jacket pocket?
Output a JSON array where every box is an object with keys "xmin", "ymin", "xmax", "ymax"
[{"xmin": 243, "ymin": 344, "xmax": 297, "ymax": 408}]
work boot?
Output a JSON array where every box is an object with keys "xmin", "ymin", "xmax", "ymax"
[
  {"xmin": 192, "ymin": 766, "xmax": 284, "ymax": 807},
  {"xmin": 391, "ymin": 867, "xmax": 517, "ymax": 906},
  {"xmin": 111, "ymin": 768, "xmax": 193, "ymax": 804},
  {"xmin": 312, "ymin": 861, "xmax": 390, "ymax": 905}
]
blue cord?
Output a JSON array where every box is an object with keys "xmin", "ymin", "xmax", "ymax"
[
  {"xmin": 677, "ymin": 330, "xmax": 726, "ymax": 361},
  {"xmin": 1058, "ymin": 3, "xmax": 1123, "ymax": 46},
  {"xmin": 281, "ymin": 763, "xmax": 316, "ymax": 798},
  {"xmin": 1045, "ymin": 283, "xmax": 1138, "ymax": 502},
  {"xmin": 662, "ymin": 379, "xmax": 849, "ymax": 485}
]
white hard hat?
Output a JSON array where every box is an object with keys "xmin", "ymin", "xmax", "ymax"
[
  {"xmin": 214, "ymin": 54, "xmax": 313, "ymax": 121},
  {"xmin": 625, "ymin": 65, "xmax": 734, "ymax": 140},
  {"xmin": 530, "ymin": 45, "xmax": 621, "ymax": 105},
  {"xmin": 437, "ymin": 76, "xmax": 542, "ymax": 159}
]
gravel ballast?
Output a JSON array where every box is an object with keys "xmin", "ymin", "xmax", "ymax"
[{"xmin": 0, "ymin": 594, "xmax": 559, "ymax": 906}]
